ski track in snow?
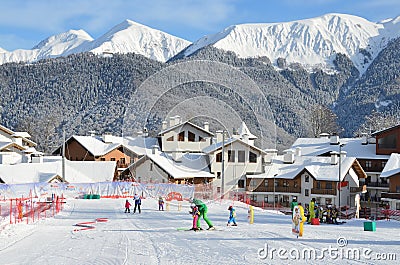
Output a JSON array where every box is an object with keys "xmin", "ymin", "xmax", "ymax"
[{"xmin": 0, "ymin": 198, "xmax": 398, "ymax": 265}]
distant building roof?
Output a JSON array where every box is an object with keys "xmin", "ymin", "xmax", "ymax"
[
  {"xmin": 0, "ymin": 160, "xmax": 116, "ymax": 184},
  {"xmin": 380, "ymin": 153, "xmax": 400, "ymax": 178},
  {"xmin": 291, "ymin": 137, "xmax": 390, "ymax": 160}
]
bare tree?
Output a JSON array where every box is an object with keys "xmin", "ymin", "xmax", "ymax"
[{"xmin": 310, "ymin": 104, "xmax": 341, "ymax": 137}]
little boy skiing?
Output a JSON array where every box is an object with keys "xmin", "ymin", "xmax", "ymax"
[
  {"xmin": 158, "ymin": 196, "xmax": 164, "ymax": 211},
  {"xmin": 227, "ymin": 206, "xmax": 237, "ymax": 226},
  {"xmin": 124, "ymin": 199, "xmax": 131, "ymax": 213}
]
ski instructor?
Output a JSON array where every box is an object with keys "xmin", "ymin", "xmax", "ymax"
[{"xmin": 190, "ymin": 198, "xmax": 214, "ymax": 230}]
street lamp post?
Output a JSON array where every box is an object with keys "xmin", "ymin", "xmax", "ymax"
[
  {"xmin": 338, "ymin": 143, "xmax": 345, "ymax": 212},
  {"xmin": 273, "ymin": 174, "xmax": 277, "ymax": 210},
  {"xmin": 221, "ymin": 131, "xmax": 225, "ymax": 199}
]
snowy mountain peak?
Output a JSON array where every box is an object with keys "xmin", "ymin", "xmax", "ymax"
[
  {"xmin": 0, "ymin": 47, "xmax": 6, "ymax": 53},
  {"xmin": 84, "ymin": 19, "xmax": 191, "ymax": 62},
  {"xmin": 0, "ymin": 20, "xmax": 190, "ymax": 65},
  {"xmin": 183, "ymin": 13, "xmax": 400, "ymax": 74}
]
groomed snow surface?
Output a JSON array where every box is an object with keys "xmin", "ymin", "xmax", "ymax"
[{"xmin": 0, "ymin": 198, "xmax": 398, "ymax": 265}]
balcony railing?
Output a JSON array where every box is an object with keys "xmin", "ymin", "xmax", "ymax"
[
  {"xmin": 366, "ymin": 182, "xmax": 389, "ymax": 188},
  {"xmin": 381, "ymin": 193, "xmax": 400, "ymax": 200},
  {"xmin": 311, "ymin": 188, "xmax": 337, "ymax": 195},
  {"xmin": 247, "ymin": 186, "xmax": 301, "ymax": 193},
  {"xmin": 350, "ymin": 187, "xmax": 363, "ymax": 193}
]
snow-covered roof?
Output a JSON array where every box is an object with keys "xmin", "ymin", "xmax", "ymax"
[
  {"xmin": 129, "ymin": 151, "xmax": 214, "ymax": 180},
  {"xmin": 12, "ymin": 132, "xmax": 31, "ymax": 138},
  {"xmin": 69, "ymin": 135, "xmax": 156, "ymax": 157},
  {"xmin": 158, "ymin": 121, "xmax": 214, "ymax": 136},
  {"xmin": 237, "ymin": 122, "xmax": 257, "ymax": 139},
  {"xmin": 380, "ymin": 153, "xmax": 400, "ymax": 178},
  {"xmin": 371, "ymin": 124, "xmax": 400, "ymax": 136},
  {"xmin": 249, "ymin": 155, "xmax": 364, "ymax": 182},
  {"xmin": 203, "ymin": 137, "xmax": 266, "ymax": 155},
  {"xmin": 291, "ymin": 137, "xmax": 390, "ymax": 160},
  {"xmin": 0, "ymin": 160, "xmax": 116, "ymax": 184}
]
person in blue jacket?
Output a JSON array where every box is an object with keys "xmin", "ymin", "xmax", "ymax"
[{"xmin": 227, "ymin": 205, "xmax": 237, "ymax": 226}]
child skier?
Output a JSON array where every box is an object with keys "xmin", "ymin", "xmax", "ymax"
[
  {"xmin": 189, "ymin": 205, "xmax": 200, "ymax": 230},
  {"xmin": 227, "ymin": 206, "xmax": 237, "ymax": 226},
  {"xmin": 124, "ymin": 199, "xmax": 131, "ymax": 213},
  {"xmin": 158, "ymin": 196, "xmax": 164, "ymax": 211}
]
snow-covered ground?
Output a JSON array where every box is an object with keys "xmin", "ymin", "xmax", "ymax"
[{"xmin": 0, "ymin": 198, "xmax": 398, "ymax": 265}]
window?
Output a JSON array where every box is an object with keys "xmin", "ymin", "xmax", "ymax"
[
  {"xmin": 217, "ymin": 172, "xmax": 221, "ymax": 179},
  {"xmin": 110, "ymin": 158, "xmax": 116, "ymax": 161},
  {"xmin": 150, "ymin": 162, "xmax": 153, "ymax": 171},
  {"xmin": 264, "ymin": 180, "xmax": 268, "ymax": 187},
  {"xmin": 283, "ymin": 180, "xmax": 289, "ymax": 187},
  {"xmin": 316, "ymin": 181, "xmax": 321, "ymax": 189},
  {"xmin": 217, "ymin": 187, "xmax": 221, "ymax": 193},
  {"xmin": 249, "ymin": 151, "xmax": 257, "ymax": 163},
  {"xmin": 188, "ymin": 131, "xmax": 195, "ymax": 142},
  {"xmin": 250, "ymin": 194, "xmax": 257, "ymax": 201},
  {"xmin": 228, "ymin": 150, "xmax": 235, "ymax": 162},
  {"xmin": 381, "ymin": 161, "xmax": 386, "ymax": 168},
  {"xmin": 100, "ymin": 158, "xmax": 105, "ymax": 161},
  {"xmin": 238, "ymin": 179, "xmax": 245, "ymax": 188},
  {"xmin": 120, "ymin": 158, "xmax": 125, "ymax": 165},
  {"xmin": 178, "ymin": 131, "xmax": 185, "ymax": 141},
  {"xmin": 238, "ymin": 151, "xmax": 246, "ymax": 162},
  {"xmin": 199, "ymin": 136, "xmax": 206, "ymax": 142},
  {"xmin": 305, "ymin": 175, "xmax": 309, "ymax": 182},
  {"xmin": 326, "ymin": 182, "xmax": 332, "ymax": 189},
  {"xmin": 166, "ymin": 136, "xmax": 174, "ymax": 141},
  {"xmin": 216, "ymin": 152, "xmax": 222, "ymax": 163},
  {"xmin": 378, "ymin": 133, "xmax": 397, "ymax": 149},
  {"xmin": 305, "ymin": 189, "xmax": 309, "ymax": 196},
  {"xmin": 294, "ymin": 181, "xmax": 298, "ymax": 188},
  {"xmin": 264, "ymin": 196, "xmax": 268, "ymax": 203},
  {"xmin": 250, "ymin": 179, "xmax": 257, "ymax": 189},
  {"xmin": 365, "ymin": 161, "xmax": 372, "ymax": 168}
]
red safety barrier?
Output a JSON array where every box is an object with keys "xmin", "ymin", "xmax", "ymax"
[{"xmin": 73, "ymin": 218, "xmax": 109, "ymax": 232}]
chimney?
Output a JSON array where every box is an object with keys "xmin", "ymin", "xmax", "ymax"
[
  {"xmin": 264, "ymin": 149, "xmax": 278, "ymax": 164},
  {"xmin": 102, "ymin": 133, "xmax": 113, "ymax": 143},
  {"xmin": 340, "ymin": 151, "xmax": 347, "ymax": 160},
  {"xmin": 283, "ymin": 150, "xmax": 294, "ymax": 164},
  {"xmin": 169, "ymin": 116, "xmax": 175, "ymax": 127},
  {"xmin": 216, "ymin": 130, "xmax": 223, "ymax": 143},
  {"xmin": 295, "ymin": 147, "xmax": 301, "ymax": 157},
  {"xmin": 330, "ymin": 135, "xmax": 339, "ymax": 145},
  {"xmin": 151, "ymin": 145, "xmax": 159, "ymax": 155},
  {"xmin": 242, "ymin": 133, "xmax": 249, "ymax": 144},
  {"xmin": 319, "ymin": 133, "xmax": 330, "ymax": 138},
  {"xmin": 175, "ymin": 115, "xmax": 181, "ymax": 125},
  {"xmin": 361, "ymin": 133, "xmax": 368, "ymax": 145},
  {"xmin": 204, "ymin": 122, "xmax": 209, "ymax": 132},
  {"xmin": 330, "ymin": 151, "xmax": 339, "ymax": 165},
  {"xmin": 162, "ymin": 121, "xmax": 168, "ymax": 130}
]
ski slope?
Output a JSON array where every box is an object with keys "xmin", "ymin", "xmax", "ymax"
[{"xmin": 0, "ymin": 198, "xmax": 398, "ymax": 264}]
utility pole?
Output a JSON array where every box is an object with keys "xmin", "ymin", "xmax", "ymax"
[
  {"xmin": 221, "ymin": 131, "xmax": 225, "ymax": 199},
  {"xmin": 62, "ymin": 130, "xmax": 66, "ymax": 182}
]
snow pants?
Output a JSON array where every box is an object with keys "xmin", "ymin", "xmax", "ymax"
[{"xmin": 197, "ymin": 209, "xmax": 213, "ymax": 228}]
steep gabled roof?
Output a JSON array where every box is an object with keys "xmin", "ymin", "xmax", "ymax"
[
  {"xmin": 203, "ymin": 137, "xmax": 266, "ymax": 155},
  {"xmin": 158, "ymin": 121, "xmax": 214, "ymax": 136},
  {"xmin": 125, "ymin": 152, "xmax": 214, "ymax": 180}
]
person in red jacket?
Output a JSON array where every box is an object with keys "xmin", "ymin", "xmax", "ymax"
[{"xmin": 124, "ymin": 199, "xmax": 131, "ymax": 213}]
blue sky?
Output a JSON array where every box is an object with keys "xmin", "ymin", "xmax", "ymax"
[{"xmin": 0, "ymin": 0, "xmax": 399, "ymax": 51}]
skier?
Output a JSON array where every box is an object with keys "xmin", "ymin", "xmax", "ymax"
[
  {"xmin": 189, "ymin": 205, "xmax": 200, "ymax": 230},
  {"xmin": 133, "ymin": 194, "xmax": 141, "ymax": 214},
  {"xmin": 190, "ymin": 198, "xmax": 214, "ymax": 230},
  {"xmin": 297, "ymin": 203, "xmax": 306, "ymax": 237},
  {"xmin": 308, "ymin": 198, "xmax": 316, "ymax": 223},
  {"xmin": 290, "ymin": 197, "xmax": 298, "ymax": 212},
  {"xmin": 124, "ymin": 199, "xmax": 131, "ymax": 213},
  {"xmin": 227, "ymin": 205, "xmax": 237, "ymax": 226},
  {"xmin": 158, "ymin": 196, "xmax": 164, "ymax": 211},
  {"xmin": 292, "ymin": 206, "xmax": 301, "ymax": 236}
]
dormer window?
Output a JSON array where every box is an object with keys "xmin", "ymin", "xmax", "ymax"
[
  {"xmin": 166, "ymin": 136, "xmax": 174, "ymax": 141},
  {"xmin": 249, "ymin": 151, "xmax": 257, "ymax": 163},
  {"xmin": 178, "ymin": 131, "xmax": 185, "ymax": 141},
  {"xmin": 188, "ymin": 131, "xmax": 195, "ymax": 142}
]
